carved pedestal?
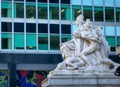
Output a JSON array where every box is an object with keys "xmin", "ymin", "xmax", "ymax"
[{"xmin": 42, "ymin": 72, "xmax": 120, "ymax": 87}]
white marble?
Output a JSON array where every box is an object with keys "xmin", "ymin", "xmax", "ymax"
[{"xmin": 54, "ymin": 15, "xmax": 120, "ymax": 74}]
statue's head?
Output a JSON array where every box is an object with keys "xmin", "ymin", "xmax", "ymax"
[{"xmin": 75, "ymin": 15, "xmax": 84, "ymax": 26}]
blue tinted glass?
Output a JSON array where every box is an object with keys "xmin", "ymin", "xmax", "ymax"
[
  {"xmin": 116, "ymin": 0, "xmax": 120, "ymax": 7},
  {"xmin": 106, "ymin": 26, "xmax": 115, "ymax": 36},
  {"xmin": 105, "ymin": 0, "xmax": 114, "ymax": 7},
  {"xmin": 71, "ymin": 0, "xmax": 81, "ymax": 5},
  {"xmin": 116, "ymin": 27, "xmax": 120, "ymax": 36},
  {"xmin": 72, "ymin": 24, "xmax": 77, "ymax": 34},
  {"xmin": 94, "ymin": 0, "xmax": 103, "ymax": 6},
  {"xmin": 83, "ymin": 0, "xmax": 92, "ymax": 6}
]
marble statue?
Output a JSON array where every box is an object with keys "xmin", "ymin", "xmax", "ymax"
[{"xmin": 54, "ymin": 15, "xmax": 120, "ymax": 74}]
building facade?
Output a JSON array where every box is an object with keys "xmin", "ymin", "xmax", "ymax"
[{"xmin": 0, "ymin": 0, "xmax": 120, "ymax": 87}]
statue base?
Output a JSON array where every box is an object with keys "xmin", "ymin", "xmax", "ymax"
[{"xmin": 42, "ymin": 70, "xmax": 120, "ymax": 87}]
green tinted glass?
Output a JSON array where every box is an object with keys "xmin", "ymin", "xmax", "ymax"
[
  {"xmin": 38, "ymin": 34, "xmax": 48, "ymax": 50},
  {"xmin": 14, "ymin": 33, "xmax": 24, "ymax": 49},
  {"xmin": 26, "ymin": 34, "xmax": 36, "ymax": 49},
  {"xmin": 1, "ymin": 33, "xmax": 12, "ymax": 49},
  {"xmin": 2, "ymin": 2, "xmax": 12, "ymax": 18}
]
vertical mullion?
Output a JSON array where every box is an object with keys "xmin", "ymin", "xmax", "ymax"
[
  {"xmin": 48, "ymin": 0, "xmax": 50, "ymax": 52},
  {"xmin": 12, "ymin": 0, "xmax": 14, "ymax": 50},
  {"xmin": 36, "ymin": 0, "xmax": 38, "ymax": 51},
  {"xmin": 24, "ymin": 0, "xmax": 26, "ymax": 50}
]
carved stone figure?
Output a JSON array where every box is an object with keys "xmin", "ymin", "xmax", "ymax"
[{"xmin": 55, "ymin": 15, "xmax": 120, "ymax": 74}]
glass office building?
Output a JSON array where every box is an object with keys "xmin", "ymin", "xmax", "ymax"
[{"xmin": 0, "ymin": 0, "xmax": 120, "ymax": 86}]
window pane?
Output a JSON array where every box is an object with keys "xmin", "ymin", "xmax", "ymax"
[
  {"xmin": 105, "ymin": 7, "xmax": 114, "ymax": 22},
  {"xmin": 2, "ymin": 22, "xmax": 12, "ymax": 32},
  {"xmin": 38, "ymin": 34, "xmax": 48, "ymax": 50},
  {"xmin": 116, "ymin": 0, "xmax": 120, "ymax": 7},
  {"xmin": 50, "ymin": 24, "xmax": 59, "ymax": 33},
  {"xmin": 83, "ymin": 6, "xmax": 93, "ymax": 21},
  {"xmin": 61, "ymin": 0, "xmax": 70, "ymax": 4},
  {"xmin": 116, "ymin": 8, "xmax": 120, "ymax": 22},
  {"xmin": 38, "ymin": 0, "xmax": 47, "ymax": 3},
  {"xmin": 14, "ymin": 33, "xmax": 24, "ymax": 49},
  {"xmin": 50, "ymin": 34, "xmax": 59, "ymax": 50},
  {"xmin": 26, "ymin": 23, "xmax": 36, "ymax": 33},
  {"xmin": 72, "ymin": 24, "xmax": 77, "ymax": 34},
  {"xmin": 38, "ymin": 3, "xmax": 47, "ymax": 19},
  {"xmin": 117, "ymin": 37, "xmax": 120, "ymax": 46},
  {"xmin": 116, "ymin": 27, "xmax": 120, "ymax": 36},
  {"xmin": 94, "ymin": 7, "xmax": 103, "ymax": 21},
  {"xmin": 14, "ymin": 23, "xmax": 24, "ymax": 32},
  {"xmin": 61, "ymin": 24, "xmax": 71, "ymax": 34},
  {"xmin": 61, "ymin": 5, "xmax": 70, "ymax": 20},
  {"xmin": 38, "ymin": 24, "xmax": 48, "ymax": 33},
  {"xmin": 26, "ymin": 34, "xmax": 36, "ymax": 49},
  {"xmin": 72, "ymin": 5, "xmax": 81, "ymax": 20},
  {"xmin": 106, "ymin": 36, "xmax": 115, "ymax": 51},
  {"xmin": 71, "ymin": 0, "xmax": 81, "ymax": 5},
  {"xmin": 14, "ymin": 3, "xmax": 24, "ymax": 18},
  {"xmin": 94, "ymin": 0, "xmax": 103, "ymax": 6},
  {"xmin": 83, "ymin": 0, "xmax": 92, "ymax": 6},
  {"xmin": 1, "ymin": 33, "xmax": 12, "ymax": 49},
  {"xmin": 105, "ymin": 0, "xmax": 114, "ymax": 7},
  {"xmin": 61, "ymin": 34, "xmax": 71, "ymax": 43},
  {"xmin": 1, "ymin": 2, "xmax": 12, "ymax": 18},
  {"xmin": 14, "ymin": 0, "xmax": 24, "ymax": 1},
  {"xmin": 26, "ymin": 3, "xmax": 36, "ymax": 19},
  {"xmin": 49, "ymin": 0, "xmax": 59, "ymax": 3},
  {"xmin": 106, "ymin": 26, "xmax": 115, "ymax": 36},
  {"xmin": 50, "ymin": 4, "xmax": 59, "ymax": 20},
  {"xmin": 26, "ymin": 0, "xmax": 35, "ymax": 2}
]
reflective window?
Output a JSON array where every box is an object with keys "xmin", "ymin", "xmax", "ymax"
[
  {"xmin": 26, "ymin": 34, "xmax": 36, "ymax": 49},
  {"xmin": 106, "ymin": 26, "xmax": 115, "ymax": 36},
  {"xmin": 26, "ymin": 0, "xmax": 36, "ymax": 2},
  {"xmin": 116, "ymin": 0, "xmax": 120, "ymax": 7},
  {"xmin": 14, "ymin": 33, "xmax": 24, "ymax": 49},
  {"xmin": 106, "ymin": 36, "xmax": 115, "ymax": 51},
  {"xmin": 38, "ymin": 34, "xmax": 48, "ymax": 50},
  {"xmin": 1, "ymin": 0, "xmax": 12, "ymax": 1},
  {"xmin": 71, "ymin": 0, "xmax": 81, "ymax": 5},
  {"xmin": 61, "ymin": 35, "xmax": 71, "ymax": 43},
  {"xmin": 49, "ymin": 0, "xmax": 59, "ymax": 3},
  {"xmin": 38, "ymin": 0, "xmax": 47, "ymax": 3},
  {"xmin": 105, "ymin": 0, "xmax": 114, "ymax": 7},
  {"xmin": 61, "ymin": 5, "xmax": 70, "ymax": 20},
  {"xmin": 2, "ymin": 22, "xmax": 12, "ymax": 32},
  {"xmin": 83, "ymin": 0, "xmax": 92, "ymax": 6},
  {"xmin": 38, "ymin": 24, "xmax": 48, "ymax": 33},
  {"xmin": 72, "ymin": 5, "xmax": 81, "ymax": 20},
  {"xmin": 1, "ymin": 2, "xmax": 12, "ymax": 18},
  {"xmin": 50, "ymin": 24, "xmax": 59, "ymax": 33},
  {"xmin": 61, "ymin": 24, "xmax": 71, "ymax": 34},
  {"xmin": 117, "ymin": 37, "xmax": 120, "ymax": 46},
  {"xmin": 38, "ymin": 3, "xmax": 47, "ymax": 19},
  {"xmin": 116, "ymin": 27, "xmax": 120, "ymax": 36},
  {"xmin": 83, "ymin": 6, "xmax": 93, "ymax": 21},
  {"xmin": 14, "ymin": 0, "xmax": 24, "ymax": 1},
  {"xmin": 50, "ymin": 4, "xmax": 59, "ymax": 20},
  {"xmin": 72, "ymin": 24, "xmax": 77, "ymax": 34},
  {"xmin": 50, "ymin": 34, "xmax": 59, "ymax": 50},
  {"xmin": 105, "ymin": 7, "xmax": 114, "ymax": 22},
  {"xmin": 26, "ymin": 23, "xmax": 36, "ymax": 33},
  {"xmin": 116, "ymin": 8, "xmax": 120, "ymax": 22},
  {"xmin": 94, "ymin": 0, "xmax": 103, "ymax": 6},
  {"xmin": 14, "ymin": 3, "xmax": 24, "ymax": 18},
  {"xmin": 1, "ymin": 33, "xmax": 12, "ymax": 49},
  {"xmin": 94, "ymin": 7, "xmax": 103, "ymax": 21},
  {"xmin": 14, "ymin": 23, "xmax": 24, "ymax": 32},
  {"xmin": 61, "ymin": 0, "xmax": 70, "ymax": 4},
  {"xmin": 26, "ymin": 3, "xmax": 36, "ymax": 19}
]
